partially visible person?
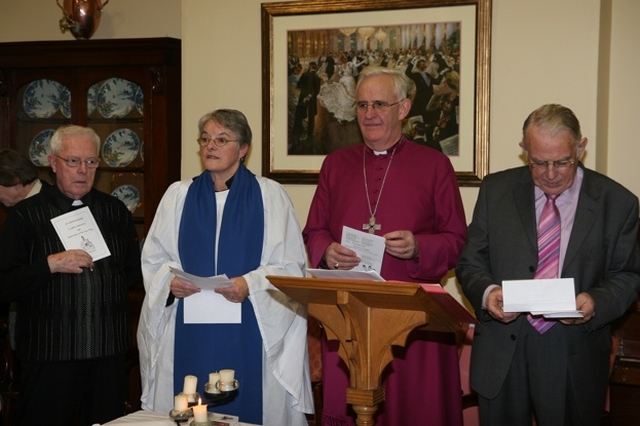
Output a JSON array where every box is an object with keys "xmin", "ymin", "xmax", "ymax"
[
  {"xmin": 456, "ymin": 104, "xmax": 640, "ymax": 426},
  {"xmin": 317, "ymin": 53, "xmax": 358, "ymax": 123},
  {"xmin": 0, "ymin": 148, "xmax": 44, "ymax": 208},
  {"xmin": 0, "ymin": 148, "xmax": 49, "ymax": 350},
  {"xmin": 137, "ymin": 109, "xmax": 313, "ymax": 425},
  {"xmin": 291, "ymin": 61, "xmax": 321, "ymax": 151},
  {"xmin": 406, "ymin": 57, "xmax": 434, "ymax": 124},
  {"xmin": 0, "ymin": 125, "xmax": 141, "ymax": 426},
  {"xmin": 406, "ymin": 118, "xmax": 443, "ymax": 152},
  {"xmin": 303, "ymin": 66, "xmax": 467, "ymax": 426}
]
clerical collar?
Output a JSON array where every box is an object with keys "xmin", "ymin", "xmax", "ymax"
[
  {"xmin": 217, "ymin": 175, "xmax": 234, "ymax": 191},
  {"xmin": 200, "ymin": 174, "xmax": 234, "ymax": 191},
  {"xmin": 52, "ymin": 186, "xmax": 92, "ymax": 212},
  {"xmin": 368, "ymin": 137, "xmax": 404, "ymax": 156}
]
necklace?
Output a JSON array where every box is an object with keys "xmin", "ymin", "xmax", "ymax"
[{"xmin": 362, "ymin": 144, "xmax": 397, "ymax": 234}]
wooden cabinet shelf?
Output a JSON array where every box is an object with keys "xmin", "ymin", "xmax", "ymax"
[{"xmin": 0, "ymin": 37, "xmax": 182, "ymax": 238}]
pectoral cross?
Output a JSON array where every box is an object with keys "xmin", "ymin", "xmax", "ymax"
[{"xmin": 363, "ymin": 215, "xmax": 381, "ymax": 234}]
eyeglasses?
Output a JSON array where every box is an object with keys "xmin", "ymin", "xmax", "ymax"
[
  {"xmin": 54, "ymin": 155, "xmax": 101, "ymax": 168},
  {"xmin": 354, "ymin": 99, "xmax": 404, "ymax": 113},
  {"xmin": 528, "ymin": 158, "xmax": 576, "ymax": 171},
  {"xmin": 197, "ymin": 136, "xmax": 239, "ymax": 147}
]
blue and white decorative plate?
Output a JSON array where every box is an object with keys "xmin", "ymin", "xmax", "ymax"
[
  {"xmin": 23, "ymin": 79, "xmax": 64, "ymax": 119},
  {"xmin": 111, "ymin": 184, "xmax": 140, "ymax": 213},
  {"xmin": 96, "ymin": 78, "xmax": 139, "ymax": 118},
  {"xmin": 101, "ymin": 128, "xmax": 140, "ymax": 167},
  {"xmin": 29, "ymin": 129, "xmax": 55, "ymax": 167},
  {"xmin": 139, "ymin": 141, "xmax": 144, "ymax": 163},
  {"xmin": 135, "ymin": 86, "xmax": 144, "ymax": 116},
  {"xmin": 59, "ymin": 86, "xmax": 72, "ymax": 118},
  {"xmin": 87, "ymin": 83, "xmax": 99, "ymax": 116}
]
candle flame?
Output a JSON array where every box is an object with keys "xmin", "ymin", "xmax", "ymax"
[{"xmin": 198, "ymin": 397, "xmax": 202, "ymax": 405}]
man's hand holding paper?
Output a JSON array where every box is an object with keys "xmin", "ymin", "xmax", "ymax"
[
  {"xmin": 502, "ymin": 278, "xmax": 585, "ymax": 320},
  {"xmin": 341, "ymin": 226, "xmax": 385, "ymax": 273}
]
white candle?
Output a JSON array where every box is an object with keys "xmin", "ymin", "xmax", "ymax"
[
  {"xmin": 183, "ymin": 375, "xmax": 198, "ymax": 395},
  {"xmin": 219, "ymin": 369, "xmax": 235, "ymax": 384},
  {"xmin": 209, "ymin": 372, "xmax": 220, "ymax": 386},
  {"xmin": 192, "ymin": 399, "xmax": 208, "ymax": 423},
  {"xmin": 174, "ymin": 394, "xmax": 188, "ymax": 412}
]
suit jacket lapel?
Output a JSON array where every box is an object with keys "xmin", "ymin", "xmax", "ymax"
[
  {"xmin": 563, "ymin": 166, "xmax": 600, "ymax": 272},
  {"xmin": 514, "ymin": 169, "xmax": 538, "ymax": 253}
]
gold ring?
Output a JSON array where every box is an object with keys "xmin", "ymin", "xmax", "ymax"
[{"xmin": 334, "ymin": 262, "xmax": 340, "ymax": 269}]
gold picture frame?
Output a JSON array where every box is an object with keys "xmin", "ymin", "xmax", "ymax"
[{"xmin": 261, "ymin": 0, "xmax": 491, "ymax": 186}]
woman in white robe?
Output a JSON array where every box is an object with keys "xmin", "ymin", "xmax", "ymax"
[{"xmin": 137, "ymin": 109, "xmax": 313, "ymax": 425}]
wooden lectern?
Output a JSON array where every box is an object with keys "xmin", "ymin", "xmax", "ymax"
[{"xmin": 267, "ymin": 275, "xmax": 476, "ymax": 426}]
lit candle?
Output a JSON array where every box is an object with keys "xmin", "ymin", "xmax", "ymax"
[
  {"xmin": 183, "ymin": 375, "xmax": 198, "ymax": 395},
  {"xmin": 192, "ymin": 398, "xmax": 208, "ymax": 423},
  {"xmin": 174, "ymin": 394, "xmax": 188, "ymax": 412}
]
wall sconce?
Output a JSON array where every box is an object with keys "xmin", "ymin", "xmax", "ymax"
[{"xmin": 57, "ymin": 0, "xmax": 110, "ymax": 40}]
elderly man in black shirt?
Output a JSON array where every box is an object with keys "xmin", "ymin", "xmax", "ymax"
[{"xmin": 0, "ymin": 125, "xmax": 140, "ymax": 426}]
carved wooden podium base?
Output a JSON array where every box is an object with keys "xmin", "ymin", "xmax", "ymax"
[
  {"xmin": 347, "ymin": 387, "xmax": 384, "ymax": 426},
  {"xmin": 267, "ymin": 276, "xmax": 468, "ymax": 426}
]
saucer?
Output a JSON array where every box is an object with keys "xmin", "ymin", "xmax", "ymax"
[
  {"xmin": 97, "ymin": 77, "xmax": 138, "ymax": 118},
  {"xmin": 29, "ymin": 129, "xmax": 55, "ymax": 167},
  {"xmin": 59, "ymin": 86, "xmax": 72, "ymax": 118},
  {"xmin": 23, "ymin": 79, "xmax": 64, "ymax": 119},
  {"xmin": 111, "ymin": 184, "xmax": 140, "ymax": 213},
  {"xmin": 169, "ymin": 408, "xmax": 192, "ymax": 423},
  {"xmin": 87, "ymin": 83, "xmax": 99, "ymax": 116},
  {"xmin": 102, "ymin": 128, "xmax": 140, "ymax": 167}
]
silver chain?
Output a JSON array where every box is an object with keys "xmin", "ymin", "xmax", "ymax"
[{"xmin": 363, "ymin": 144, "xmax": 397, "ymax": 222}]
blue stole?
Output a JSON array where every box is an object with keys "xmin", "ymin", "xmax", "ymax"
[{"xmin": 175, "ymin": 165, "xmax": 264, "ymax": 424}]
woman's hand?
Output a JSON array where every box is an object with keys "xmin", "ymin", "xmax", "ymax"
[
  {"xmin": 215, "ymin": 276, "xmax": 249, "ymax": 303},
  {"xmin": 170, "ymin": 276, "xmax": 201, "ymax": 299}
]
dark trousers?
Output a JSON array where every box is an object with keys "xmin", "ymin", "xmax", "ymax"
[{"xmin": 15, "ymin": 354, "xmax": 126, "ymax": 426}]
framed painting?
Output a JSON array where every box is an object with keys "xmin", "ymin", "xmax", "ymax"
[{"xmin": 261, "ymin": 0, "xmax": 491, "ymax": 186}]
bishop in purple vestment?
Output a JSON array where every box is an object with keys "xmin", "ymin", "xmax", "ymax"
[{"xmin": 303, "ymin": 66, "xmax": 468, "ymax": 426}]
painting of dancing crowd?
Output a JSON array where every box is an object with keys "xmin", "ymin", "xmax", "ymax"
[{"xmin": 287, "ymin": 22, "xmax": 461, "ymax": 156}]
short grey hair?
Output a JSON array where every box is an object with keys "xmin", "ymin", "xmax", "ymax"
[
  {"xmin": 50, "ymin": 125, "xmax": 101, "ymax": 155},
  {"xmin": 197, "ymin": 109, "xmax": 252, "ymax": 149},
  {"xmin": 355, "ymin": 66, "xmax": 416, "ymax": 102},
  {"xmin": 521, "ymin": 104, "xmax": 582, "ymax": 152}
]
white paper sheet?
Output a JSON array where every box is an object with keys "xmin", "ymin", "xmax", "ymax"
[
  {"xmin": 50, "ymin": 206, "xmax": 111, "ymax": 261},
  {"xmin": 169, "ymin": 267, "xmax": 241, "ymax": 324},
  {"xmin": 341, "ymin": 226, "xmax": 386, "ymax": 273},
  {"xmin": 502, "ymin": 278, "xmax": 580, "ymax": 316},
  {"xmin": 532, "ymin": 310, "xmax": 584, "ymax": 319},
  {"xmin": 306, "ymin": 268, "xmax": 385, "ymax": 281}
]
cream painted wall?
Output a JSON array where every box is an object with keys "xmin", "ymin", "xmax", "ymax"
[
  {"xmin": 180, "ymin": 0, "xmax": 606, "ymax": 304},
  {"xmin": 0, "ymin": 0, "xmax": 181, "ymax": 41},
  {"xmin": 606, "ymin": 0, "xmax": 640, "ymax": 192},
  {"xmin": 2, "ymin": 0, "xmax": 640, "ymax": 306}
]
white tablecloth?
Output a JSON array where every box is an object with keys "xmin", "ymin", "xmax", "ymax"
[{"xmin": 103, "ymin": 410, "xmax": 260, "ymax": 425}]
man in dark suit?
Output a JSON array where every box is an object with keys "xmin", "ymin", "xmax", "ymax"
[
  {"xmin": 456, "ymin": 104, "xmax": 640, "ymax": 426},
  {"xmin": 406, "ymin": 58, "xmax": 434, "ymax": 124},
  {"xmin": 291, "ymin": 61, "xmax": 321, "ymax": 152},
  {"xmin": 320, "ymin": 52, "xmax": 335, "ymax": 80}
]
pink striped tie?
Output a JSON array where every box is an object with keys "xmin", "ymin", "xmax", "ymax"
[{"xmin": 527, "ymin": 193, "xmax": 560, "ymax": 334}]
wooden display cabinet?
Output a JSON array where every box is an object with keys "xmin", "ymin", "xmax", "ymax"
[
  {"xmin": 0, "ymin": 37, "xmax": 182, "ymax": 239},
  {"xmin": 610, "ymin": 301, "xmax": 640, "ymax": 425}
]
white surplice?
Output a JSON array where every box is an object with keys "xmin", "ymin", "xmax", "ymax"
[{"xmin": 137, "ymin": 177, "xmax": 313, "ymax": 425}]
